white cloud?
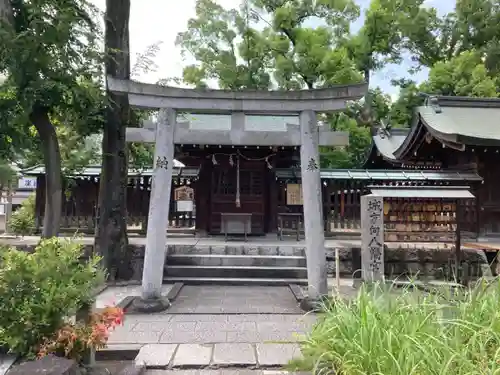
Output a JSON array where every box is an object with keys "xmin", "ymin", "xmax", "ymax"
[{"xmin": 91, "ymin": 0, "xmax": 236, "ymax": 84}]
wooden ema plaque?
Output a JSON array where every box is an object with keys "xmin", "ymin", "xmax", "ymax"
[
  {"xmin": 286, "ymin": 183, "xmax": 303, "ymax": 205},
  {"xmin": 383, "ymin": 198, "xmax": 457, "ymax": 243},
  {"xmin": 174, "ymin": 186, "xmax": 194, "ymax": 201}
]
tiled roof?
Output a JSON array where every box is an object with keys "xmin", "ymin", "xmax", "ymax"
[
  {"xmin": 275, "ymin": 169, "xmax": 482, "ymax": 182},
  {"xmin": 418, "ymin": 96, "xmax": 500, "ymax": 145}
]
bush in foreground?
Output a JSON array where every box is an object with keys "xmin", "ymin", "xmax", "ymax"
[
  {"xmin": 7, "ymin": 194, "xmax": 35, "ymax": 236},
  {"xmin": 0, "ymin": 238, "xmax": 105, "ymax": 357},
  {"xmin": 291, "ymin": 281, "xmax": 500, "ymax": 375},
  {"xmin": 38, "ymin": 306, "xmax": 124, "ymax": 363}
]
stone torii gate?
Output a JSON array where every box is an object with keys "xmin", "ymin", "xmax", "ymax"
[{"xmin": 107, "ymin": 76, "xmax": 367, "ymax": 311}]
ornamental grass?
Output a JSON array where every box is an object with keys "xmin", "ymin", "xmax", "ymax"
[{"xmin": 290, "ymin": 280, "xmax": 500, "ymax": 375}]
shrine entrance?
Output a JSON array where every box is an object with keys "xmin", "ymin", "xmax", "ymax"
[
  {"xmin": 209, "ymin": 160, "xmax": 267, "ymax": 235},
  {"xmin": 107, "ymin": 75, "xmax": 366, "ymax": 305}
]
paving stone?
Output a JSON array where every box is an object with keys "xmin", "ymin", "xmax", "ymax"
[
  {"xmin": 135, "ymin": 344, "xmax": 177, "ymax": 367},
  {"xmin": 169, "ymin": 315, "xmax": 228, "ymax": 323},
  {"xmin": 167, "ymin": 286, "xmax": 302, "ymax": 314},
  {"xmin": 159, "ymin": 329, "xmax": 227, "ymax": 344},
  {"xmin": 226, "ymin": 331, "xmax": 261, "ymax": 343},
  {"xmin": 256, "ymin": 322, "xmax": 309, "ymax": 334},
  {"xmin": 146, "ymin": 371, "xmax": 265, "ymax": 375},
  {"xmin": 109, "ymin": 330, "xmax": 163, "ymax": 344},
  {"xmin": 132, "ymin": 322, "xmax": 179, "ymax": 332},
  {"xmin": 256, "ymin": 343, "xmax": 301, "ymax": 366},
  {"xmin": 173, "ymin": 344, "xmax": 213, "ymax": 367},
  {"xmin": 195, "ymin": 321, "xmax": 256, "ymax": 332},
  {"xmin": 258, "ymin": 330, "xmax": 300, "ymax": 342},
  {"xmin": 213, "ymin": 343, "xmax": 256, "ymax": 366},
  {"xmin": 226, "ymin": 314, "xmax": 285, "ymax": 323}
]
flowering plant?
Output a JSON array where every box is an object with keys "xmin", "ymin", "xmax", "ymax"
[{"xmin": 37, "ymin": 306, "xmax": 124, "ymax": 363}]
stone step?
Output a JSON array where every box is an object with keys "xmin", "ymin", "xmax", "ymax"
[
  {"xmin": 167, "ymin": 254, "xmax": 307, "ymax": 267},
  {"xmin": 163, "ymin": 276, "xmax": 308, "ymax": 286},
  {"xmin": 165, "ymin": 265, "xmax": 308, "ymax": 279},
  {"xmin": 168, "ymin": 245, "xmax": 305, "ymax": 256}
]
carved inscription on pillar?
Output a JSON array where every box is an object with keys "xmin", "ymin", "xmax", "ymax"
[
  {"xmin": 156, "ymin": 156, "xmax": 168, "ymax": 169},
  {"xmin": 361, "ymin": 195, "xmax": 384, "ymax": 282},
  {"xmin": 306, "ymin": 157, "xmax": 318, "ymax": 171}
]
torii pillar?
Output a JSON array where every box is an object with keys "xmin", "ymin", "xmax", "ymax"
[{"xmin": 107, "ymin": 76, "xmax": 367, "ymax": 312}]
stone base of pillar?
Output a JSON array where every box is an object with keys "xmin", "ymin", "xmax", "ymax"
[
  {"xmin": 131, "ymin": 296, "xmax": 171, "ymax": 313},
  {"xmin": 299, "ymin": 295, "xmax": 331, "ymax": 312}
]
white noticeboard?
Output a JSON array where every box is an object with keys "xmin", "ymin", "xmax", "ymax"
[
  {"xmin": 361, "ymin": 194, "xmax": 385, "ymax": 282},
  {"xmin": 176, "ymin": 200, "xmax": 193, "ymax": 212},
  {"xmin": 18, "ymin": 177, "xmax": 37, "ymax": 189}
]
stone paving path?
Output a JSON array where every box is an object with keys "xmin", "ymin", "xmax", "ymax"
[
  {"xmin": 146, "ymin": 371, "xmax": 308, "ymax": 375},
  {"xmin": 167, "ymin": 286, "xmax": 303, "ymax": 314},
  {"xmin": 98, "ymin": 285, "xmax": 316, "ymax": 369},
  {"xmin": 146, "ymin": 371, "xmax": 309, "ymax": 375},
  {"xmin": 136, "ymin": 342, "xmax": 302, "ymax": 368},
  {"xmin": 108, "ymin": 313, "xmax": 315, "ymax": 345}
]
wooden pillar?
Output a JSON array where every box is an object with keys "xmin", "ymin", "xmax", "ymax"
[
  {"xmin": 299, "ymin": 110, "xmax": 328, "ymax": 300},
  {"xmin": 195, "ymin": 159, "xmax": 211, "ymax": 235},
  {"xmin": 268, "ymin": 169, "xmax": 278, "ymax": 234},
  {"xmin": 133, "ymin": 108, "xmax": 176, "ymax": 312}
]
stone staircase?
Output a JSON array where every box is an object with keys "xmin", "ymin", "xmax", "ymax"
[{"xmin": 163, "ymin": 244, "xmax": 308, "ymax": 285}]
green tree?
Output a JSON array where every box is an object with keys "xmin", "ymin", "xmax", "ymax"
[
  {"xmin": 390, "ymin": 50, "xmax": 499, "ymax": 127},
  {"xmin": 422, "ymin": 50, "xmax": 498, "ymax": 97},
  {"xmin": 0, "ymin": 0, "xmax": 104, "ymax": 237},
  {"xmin": 389, "ymin": 79, "xmax": 423, "ymax": 127},
  {"xmin": 345, "ymin": 0, "xmax": 429, "ymax": 84},
  {"xmin": 176, "ymin": 0, "xmax": 372, "ymax": 167}
]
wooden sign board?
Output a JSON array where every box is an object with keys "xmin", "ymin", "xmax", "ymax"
[
  {"xmin": 286, "ymin": 183, "xmax": 303, "ymax": 205},
  {"xmin": 174, "ymin": 186, "xmax": 194, "ymax": 201}
]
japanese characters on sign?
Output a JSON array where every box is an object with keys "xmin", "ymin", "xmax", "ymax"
[
  {"xmin": 286, "ymin": 183, "xmax": 303, "ymax": 205},
  {"xmin": 18, "ymin": 177, "xmax": 37, "ymax": 189},
  {"xmin": 361, "ymin": 195, "xmax": 384, "ymax": 281}
]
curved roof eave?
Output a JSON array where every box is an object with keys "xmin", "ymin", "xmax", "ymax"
[
  {"xmin": 392, "ymin": 113, "xmax": 426, "ymax": 160},
  {"xmin": 418, "ymin": 101, "xmax": 500, "ymax": 146}
]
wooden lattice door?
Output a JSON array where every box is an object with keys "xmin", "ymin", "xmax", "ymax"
[{"xmin": 209, "ymin": 165, "xmax": 266, "ymax": 234}]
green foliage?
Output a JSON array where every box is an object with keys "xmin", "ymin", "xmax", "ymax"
[
  {"xmin": 423, "ymin": 50, "xmax": 499, "ymax": 97},
  {"xmin": 7, "ymin": 195, "xmax": 35, "ymax": 237},
  {"xmin": 0, "ymin": 0, "xmax": 105, "ymax": 171},
  {"xmin": 0, "ymin": 162, "xmax": 16, "ymax": 191},
  {"xmin": 325, "ymin": 118, "xmax": 372, "ymax": 168},
  {"xmin": 291, "ymin": 281, "xmax": 500, "ymax": 375},
  {"xmin": 0, "ymin": 238, "xmax": 104, "ymax": 357}
]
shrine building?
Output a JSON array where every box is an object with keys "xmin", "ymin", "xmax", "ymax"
[{"xmin": 27, "ymin": 95, "xmax": 500, "ymax": 240}]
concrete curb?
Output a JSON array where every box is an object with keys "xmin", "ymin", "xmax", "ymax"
[{"xmin": 96, "ymin": 345, "xmax": 142, "ymax": 361}]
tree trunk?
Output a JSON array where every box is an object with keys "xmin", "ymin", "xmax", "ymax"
[
  {"xmin": 0, "ymin": 0, "xmax": 14, "ymax": 26},
  {"xmin": 94, "ymin": 0, "xmax": 131, "ymax": 280},
  {"xmin": 30, "ymin": 107, "xmax": 62, "ymax": 238}
]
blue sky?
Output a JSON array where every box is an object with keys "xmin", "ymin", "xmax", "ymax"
[{"xmin": 90, "ymin": 0, "xmax": 456, "ymax": 99}]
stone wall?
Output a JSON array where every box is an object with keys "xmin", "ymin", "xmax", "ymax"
[
  {"xmin": 326, "ymin": 246, "xmax": 492, "ymax": 279},
  {"xmin": 6, "ymin": 242, "xmax": 494, "ymax": 281}
]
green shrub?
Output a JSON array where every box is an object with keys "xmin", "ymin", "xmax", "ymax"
[
  {"xmin": 7, "ymin": 194, "xmax": 35, "ymax": 236},
  {"xmin": 291, "ymin": 281, "xmax": 500, "ymax": 375},
  {"xmin": 0, "ymin": 238, "xmax": 105, "ymax": 357}
]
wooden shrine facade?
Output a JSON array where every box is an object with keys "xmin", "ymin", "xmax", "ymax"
[
  {"xmin": 364, "ymin": 95, "xmax": 500, "ymax": 236},
  {"xmin": 29, "ymin": 158, "xmax": 482, "ymax": 237},
  {"xmin": 29, "ymin": 95, "xmax": 500, "ymax": 238}
]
